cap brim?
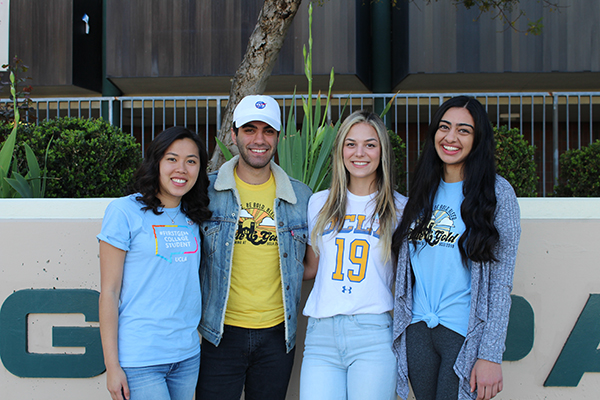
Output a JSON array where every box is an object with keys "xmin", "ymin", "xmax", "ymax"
[{"xmin": 235, "ymin": 114, "xmax": 281, "ymax": 132}]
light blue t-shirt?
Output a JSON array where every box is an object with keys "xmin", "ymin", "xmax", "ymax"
[
  {"xmin": 409, "ymin": 180, "xmax": 471, "ymax": 337},
  {"xmin": 97, "ymin": 194, "xmax": 202, "ymax": 367}
]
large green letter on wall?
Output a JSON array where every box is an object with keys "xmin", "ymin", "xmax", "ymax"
[
  {"xmin": 504, "ymin": 295, "xmax": 535, "ymax": 361},
  {"xmin": 0, "ymin": 289, "xmax": 105, "ymax": 378},
  {"xmin": 545, "ymin": 294, "xmax": 600, "ymax": 386}
]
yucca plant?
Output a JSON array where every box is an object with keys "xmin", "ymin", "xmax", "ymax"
[
  {"xmin": 0, "ymin": 71, "xmax": 49, "ymax": 198},
  {"xmin": 277, "ymin": 3, "xmax": 340, "ymax": 192}
]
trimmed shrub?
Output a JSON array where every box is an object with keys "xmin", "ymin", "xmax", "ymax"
[
  {"xmin": 389, "ymin": 129, "xmax": 407, "ymax": 195},
  {"xmin": 554, "ymin": 140, "xmax": 600, "ymax": 197},
  {"xmin": 494, "ymin": 126, "xmax": 538, "ymax": 197},
  {"xmin": 1, "ymin": 117, "xmax": 141, "ymax": 197}
]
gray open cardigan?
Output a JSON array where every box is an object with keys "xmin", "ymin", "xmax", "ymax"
[{"xmin": 392, "ymin": 176, "xmax": 521, "ymax": 400}]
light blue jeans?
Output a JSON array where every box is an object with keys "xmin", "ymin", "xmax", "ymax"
[
  {"xmin": 122, "ymin": 352, "xmax": 200, "ymax": 400},
  {"xmin": 300, "ymin": 313, "xmax": 397, "ymax": 400}
]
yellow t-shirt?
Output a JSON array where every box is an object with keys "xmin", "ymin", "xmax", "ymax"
[{"xmin": 224, "ymin": 169, "xmax": 284, "ymax": 328}]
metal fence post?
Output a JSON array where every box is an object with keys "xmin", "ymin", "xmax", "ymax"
[{"xmin": 553, "ymin": 94, "xmax": 559, "ymax": 187}]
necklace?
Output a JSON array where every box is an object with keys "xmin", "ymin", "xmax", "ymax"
[{"xmin": 163, "ymin": 207, "xmax": 180, "ymax": 224}]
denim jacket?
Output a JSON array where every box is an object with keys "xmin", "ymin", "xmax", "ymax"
[{"xmin": 198, "ymin": 156, "xmax": 312, "ymax": 352}]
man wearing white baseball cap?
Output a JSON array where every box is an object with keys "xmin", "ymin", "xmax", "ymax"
[{"xmin": 197, "ymin": 95, "xmax": 312, "ymax": 400}]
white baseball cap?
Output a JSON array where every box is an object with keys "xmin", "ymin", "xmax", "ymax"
[{"xmin": 233, "ymin": 95, "xmax": 281, "ymax": 132}]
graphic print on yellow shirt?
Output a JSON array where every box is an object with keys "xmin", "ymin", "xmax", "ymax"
[{"xmin": 225, "ymin": 169, "xmax": 284, "ymax": 328}]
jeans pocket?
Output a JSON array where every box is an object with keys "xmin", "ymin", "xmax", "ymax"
[{"xmin": 351, "ymin": 313, "xmax": 392, "ymax": 330}]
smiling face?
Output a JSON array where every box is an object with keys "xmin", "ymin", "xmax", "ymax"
[
  {"xmin": 434, "ymin": 107, "xmax": 475, "ymax": 182},
  {"xmin": 232, "ymin": 120, "xmax": 278, "ymax": 178},
  {"xmin": 342, "ymin": 122, "xmax": 381, "ymax": 194},
  {"xmin": 157, "ymin": 138, "xmax": 200, "ymax": 208}
]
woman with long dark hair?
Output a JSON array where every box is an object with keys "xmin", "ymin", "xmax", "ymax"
[
  {"xmin": 391, "ymin": 96, "xmax": 521, "ymax": 400},
  {"xmin": 300, "ymin": 110, "xmax": 406, "ymax": 400},
  {"xmin": 98, "ymin": 126, "xmax": 211, "ymax": 400}
]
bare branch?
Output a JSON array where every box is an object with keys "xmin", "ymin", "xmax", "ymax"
[{"xmin": 420, "ymin": 0, "xmax": 562, "ymax": 35}]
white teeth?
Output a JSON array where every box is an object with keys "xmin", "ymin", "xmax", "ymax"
[
  {"xmin": 353, "ymin": 162, "xmax": 368, "ymax": 166},
  {"xmin": 172, "ymin": 178, "xmax": 186, "ymax": 183},
  {"xmin": 443, "ymin": 145, "xmax": 459, "ymax": 151},
  {"xmin": 251, "ymin": 149, "xmax": 266, "ymax": 153}
]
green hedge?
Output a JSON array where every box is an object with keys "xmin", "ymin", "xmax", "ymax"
[
  {"xmin": 554, "ymin": 140, "xmax": 600, "ymax": 197},
  {"xmin": 0, "ymin": 117, "xmax": 141, "ymax": 197},
  {"xmin": 494, "ymin": 126, "xmax": 538, "ymax": 197},
  {"xmin": 389, "ymin": 129, "xmax": 407, "ymax": 195}
]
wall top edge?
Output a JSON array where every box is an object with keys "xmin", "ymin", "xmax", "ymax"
[
  {"xmin": 517, "ymin": 198, "xmax": 598, "ymax": 220},
  {"xmin": 0, "ymin": 198, "xmax": 597, "ymax": 220},
  {"xmin": 0, "ymin": 198, "xmax": 115, "ymax": 219}
]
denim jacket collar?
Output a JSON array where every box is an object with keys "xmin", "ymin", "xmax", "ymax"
[{"xmin": 214, "ymin": 156, "xmax": 298, "ymax": 205}]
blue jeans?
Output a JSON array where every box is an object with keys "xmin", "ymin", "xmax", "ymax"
[
  {"xmin": 196, "ymin": 323, "xmax": 295, "ymax": 400},
  {"xmin": 300, "ymin": 313, "xmax": 397, "ymax": 400},
  {"xmin": 122, "ymin": 352, "xmax": 200, "ymax": 400}
]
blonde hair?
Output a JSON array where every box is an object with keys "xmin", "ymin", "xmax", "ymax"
[{"xmin": 312, "ymin": 110, "xmax": 398, "ymax": 263}]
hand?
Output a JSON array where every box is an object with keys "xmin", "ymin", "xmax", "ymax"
[
  {"xmin": 106, "ymin": 365, "xmax": 130, "ymax": 400},
  {"xmin": 469, "ymin": 358, "xmax": 503, "ymax": 400}
]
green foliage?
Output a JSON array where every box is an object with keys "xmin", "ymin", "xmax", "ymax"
[
  {"xmin": 0, "ymin": 120, "xmax": 17, "ymax": 197},
  {"xmin": 430, "ymin": 0, "xmax": 558, "ymax": 35},
  {"xmin": 494, "ymin": 125, "xmax": 538, "ymax": 197},
  {"xmin": 277, "ymin": 3, "xmax": 339, "ymax": 192},
  {"xmin": 0, "ymin": 70, "xmax": 48, "ymax": 198},
  {"xmin": 1, "ymin": 117, "xmax": 142, "ymax": 198},
  {"xmin": 389, "ymin": 129, "xmax": 406, "ymax": 194},
  {"xmin": 0, "ymin": 122, "xmax": 37, "ymax": 172},
  {"xmin": 215, "ymin": 136, "xmax": 233, "ymax": 161},
  {"xmin": 379, "ymin": 95, "xmax": 407, "ymax": 194},
  {"xmin": 0, "ymin": 56, "xmax": 35, "ymax": 123},
  {"xmin": 554, "ymin": 140, "xmax": 600, "ymax": 197}
]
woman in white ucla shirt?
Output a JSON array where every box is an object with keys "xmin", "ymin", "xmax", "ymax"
[
  {"xmin": 391, "ymin": 96, "xmax": 520, "ymax": 400},
  {"xmin": 300, "ymin": 110, "xmax": 407, "ymax": 400},
  {"xmin": 98, "ymin": 127, "xmax": 211, "ymax": 400}
]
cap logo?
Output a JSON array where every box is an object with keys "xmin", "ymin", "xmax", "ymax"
[{"xmin": 255, "ymin": 101, "xmax": 267, "ymax": 109}]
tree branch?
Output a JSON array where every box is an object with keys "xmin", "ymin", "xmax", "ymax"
[{"xmin": 208, "ymin": 0, "xmax": 303, "ymax": 171}]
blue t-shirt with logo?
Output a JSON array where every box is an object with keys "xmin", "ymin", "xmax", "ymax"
[
  {"xmin": 97, "ymin": 194, "xmax": 201, "ymax": 367},
  {"xmin": 409, "ymin": 180, "xmax": 471, "ymax": 337}
]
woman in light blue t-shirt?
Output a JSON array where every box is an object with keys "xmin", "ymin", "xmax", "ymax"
[
  {"xmin": 391, "ymin": 96, "xmax": 520, "ymax": 400},
  {"xmin": 98, "ymin": 127, "xmax": 211, "ymax": 400}
]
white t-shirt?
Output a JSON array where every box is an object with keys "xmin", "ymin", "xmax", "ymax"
[
  {"xmin": 97, "ymin": 194, "xmax": 202, "ymax": 367},
  {"xmin": 303, "ymin": 190, "xmax": 407, "ymax": 318}
]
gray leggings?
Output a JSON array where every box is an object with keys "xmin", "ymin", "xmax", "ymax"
[{"xmin": 406, "ymin": 321, "xmax": 465, "ymax": 400}]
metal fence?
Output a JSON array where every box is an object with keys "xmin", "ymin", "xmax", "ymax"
[{"xmin": 3, "ymin": 92, "xmax": 600, "ymax": 196}]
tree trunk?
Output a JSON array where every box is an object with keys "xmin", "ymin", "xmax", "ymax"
[{"xmin": 207, "ymin": 0, "xmax": 302, "ymax": 171}]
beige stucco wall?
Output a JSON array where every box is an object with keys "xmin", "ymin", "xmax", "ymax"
[{"xmin": 1, "ymin": 198, "xmax": 599, "ymax": 399}]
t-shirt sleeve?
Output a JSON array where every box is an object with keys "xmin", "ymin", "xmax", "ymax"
[{"xmin": 97, "ymin": 200, "xmax": 133, "ymax": 252}]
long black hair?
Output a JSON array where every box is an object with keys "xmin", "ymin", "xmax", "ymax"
[
  {"xmin": 392, "ymin": 96, "xmax": 498, "ymax": 264},
  {"xmin": 133, "ymin": 126, "xmax": 211, "ymax": 225}
]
